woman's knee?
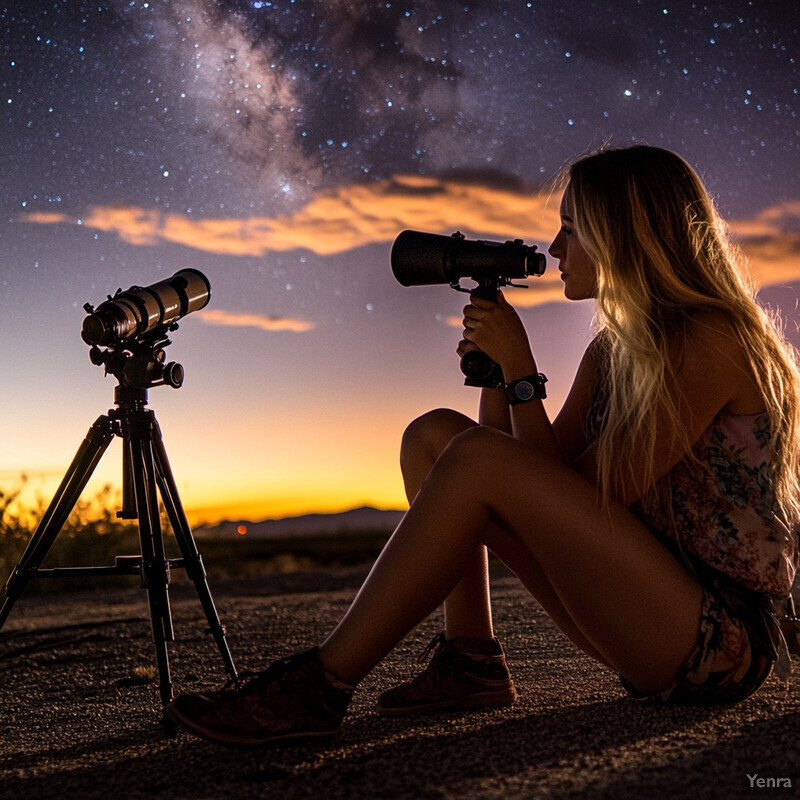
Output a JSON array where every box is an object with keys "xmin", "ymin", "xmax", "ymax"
[
  {"xmin": 445, "ymin": 424, "xmax": 516, "ymax": 463},
  {"xmin": 400, "ymin": 408, "xmax": 476, "ymax": 469}
]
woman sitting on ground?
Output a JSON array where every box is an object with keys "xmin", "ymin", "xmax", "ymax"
[{"xmin": 166, "ymin": 144, "xmax": 800, "ymax": 748}]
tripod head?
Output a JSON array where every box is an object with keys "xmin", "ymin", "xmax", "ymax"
[{"xmin": 88, "ymin": 329, "xmax": 185, "ymax": 391}]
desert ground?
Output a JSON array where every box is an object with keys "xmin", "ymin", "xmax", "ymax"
[{"xmin": 1, "ymin": 568, "xmax": 799, "ymax": 800}]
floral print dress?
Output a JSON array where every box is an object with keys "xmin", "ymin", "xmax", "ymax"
[{"xmin": 633, "ymin": 412, "xmax": 798, "ymax": 598}]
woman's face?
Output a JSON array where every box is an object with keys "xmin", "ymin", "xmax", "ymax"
[{"xmin": 548, "ymin": 187, "xmax": 598, "ymax": 301}]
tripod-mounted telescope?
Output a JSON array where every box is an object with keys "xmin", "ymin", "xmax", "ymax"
[
  {"xmin": 81, "ymin": 267, "xmax": 211, "ymax": 390},
  {"xmin": 0, "ymin": 269, "xmax": 238, "ymax": 731},
  {"xmin": 391, "ymin": 230, "xmax": 546, "ymax": 388}
]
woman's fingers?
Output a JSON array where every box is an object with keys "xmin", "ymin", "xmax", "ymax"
[{"xmin": 456, "ymin": 337, "xmax": 480, "ymax": 357}]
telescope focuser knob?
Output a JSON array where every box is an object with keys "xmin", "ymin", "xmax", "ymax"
[
  {"xmin": 89, "ymin": 346, "xmax": 105, "ymax": 366},
  {"xmin": 163, "ymin": 362, "xmax": 184, "ymax": 388}
]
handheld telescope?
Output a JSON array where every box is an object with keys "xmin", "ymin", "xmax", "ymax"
[{"xmin": 391, "ymin": 230, "xmax": 546, "ymax": 388}]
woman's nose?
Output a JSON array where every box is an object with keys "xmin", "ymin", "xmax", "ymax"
[{"xmin": 548, "ymin": 231, "xmax": 563, "ymax": 259}]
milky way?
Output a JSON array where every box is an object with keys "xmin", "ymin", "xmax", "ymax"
[{"xmin": 5, "ymin": 0, "xmax": 798, "ymax": 218}]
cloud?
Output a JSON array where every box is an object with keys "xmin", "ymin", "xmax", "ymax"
[
  {"xmin": 199, "ymin": 309, "xmax": 314, "ymax": 333},
  {"xmin": 728, "ymin": 202, "xmax": 800, "ymax": 288},
  {"xmin": 20, "ymin": 182, "xmax": 800, "ymax": 307},
  {"xmin": 20, "ymin": 173, "xmax": 559, "ymax": 253}
]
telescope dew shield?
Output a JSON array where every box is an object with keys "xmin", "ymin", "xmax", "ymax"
[
  {"xmin": 82, "ymin": 268, "xmax": 211, "ymax": 346},
  {"xmin": 391, "ymin": 230, "xmax": 453, "ymax": 286}
]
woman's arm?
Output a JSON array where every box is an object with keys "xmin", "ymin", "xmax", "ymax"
[
  {"xmin": 461, "ymin": 292, "xmax": 599, "ymax": 463},
  {"xmin": 478, "ymin": 386, "xmax": 512, "ymax": 432}
]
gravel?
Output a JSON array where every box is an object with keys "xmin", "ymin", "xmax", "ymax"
[{"xmin": 1, "ymin": 570, "xmax": 798, "ymax": 800}]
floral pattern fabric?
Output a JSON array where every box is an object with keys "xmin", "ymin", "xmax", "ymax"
[
  {"xmin": 584, "ymin": 386, "xmax": 798, "ymax": 597},
  {"xmin": 632, "ymin": 412, "xmax": 798, "ymax": 597}
]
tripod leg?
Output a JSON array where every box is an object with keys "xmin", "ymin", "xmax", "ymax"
[
  {"xmin": 126, "ymin": 432, "xmax": 176, "ymax": 706},
  {"xmin": 0, "ymin": 416, "xmax": 114, "ymax": 631},
  {"xmin": 151, "ymin": 424, "xmax": 238, "ymax": 684}
]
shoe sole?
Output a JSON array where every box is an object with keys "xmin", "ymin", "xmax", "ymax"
[
  {"xmin": 163, "ymin": 704, "xmax": 340, "ymax": 749},
  {"xmin": 376, "ymin": 686, "xmax": 517, "ymax": 717}
]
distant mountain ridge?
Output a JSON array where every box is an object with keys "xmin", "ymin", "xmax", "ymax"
[{"xmin": 194, "ymin": 506, "xmax": 405, "ymax": 539}]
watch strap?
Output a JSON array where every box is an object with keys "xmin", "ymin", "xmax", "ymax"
[{"xmin": 504, "ymin": 373, "xmax": 548, "ymax": 404}]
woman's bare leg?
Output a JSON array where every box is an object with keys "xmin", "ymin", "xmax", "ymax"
[
  {"xmin": 319, "ymin": 426, "xmax": 701, "ymax": 694},
  {"xmin": 399, "ymin": 409, "xmax": 494, "ymax": 640},
  {"xmin": 398, "ymin": 409, "xmax": 608, "ymax": 659}
]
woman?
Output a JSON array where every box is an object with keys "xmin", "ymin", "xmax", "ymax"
[{"xmin": 166, "ymin": 145, "xmax": 800, "ymax": 747}]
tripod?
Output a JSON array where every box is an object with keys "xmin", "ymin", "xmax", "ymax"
[{"xmin": 0, "ymin": 331, "xmax": 238, "ymax": 719}]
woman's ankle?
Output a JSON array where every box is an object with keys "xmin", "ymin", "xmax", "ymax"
[
  {"xmin": 317, "ymin": 643, "xmax": 361, "ymax": 688},
  {"xmin": 444, "ymin": 624, "xmax": 495, "ymax": 643},
  {"xmin": 444, "ymin": 634, "xmax": 503, "ymax": 656}
]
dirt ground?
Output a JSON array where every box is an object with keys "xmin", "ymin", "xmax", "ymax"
[{"xmin": 1, "ymin": 569, "xmax": 799, "ymax": 800}]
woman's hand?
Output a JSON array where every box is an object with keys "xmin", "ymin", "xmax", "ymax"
[{"xmin": 457, "ymin": 291, "xmax": 536, "ymax": 380}]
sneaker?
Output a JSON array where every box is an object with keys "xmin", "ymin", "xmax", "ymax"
[
  {"xmin": 164, "ymin": 648, "xmax": 354, "ymax": 748},
  {"xmin": 376, "ymin": 633, "xmax": 516, "ymax": 716}
]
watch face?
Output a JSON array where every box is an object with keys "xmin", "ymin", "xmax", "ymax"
[{"xmin": 515, "ymin": 381, "xmax": 535, "ymax": 401}]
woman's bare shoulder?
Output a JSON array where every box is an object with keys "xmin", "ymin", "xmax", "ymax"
[{"xmin": 682, "ymin": 310, "xmax": 764, "ymax": 414}]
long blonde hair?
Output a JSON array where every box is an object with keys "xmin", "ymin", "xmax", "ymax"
[{"xmin": 567, "ymin": 145, "xmax": 800, "ymax": 523}]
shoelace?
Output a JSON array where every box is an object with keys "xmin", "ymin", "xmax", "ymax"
[{"xmin": 417, "ymin": 632, "xmax": 446, "ymax": 664}]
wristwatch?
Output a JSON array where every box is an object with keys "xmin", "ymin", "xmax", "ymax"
[{"xmin": 504, "ymin": 373, "xmax": 548, "ymax": 404}]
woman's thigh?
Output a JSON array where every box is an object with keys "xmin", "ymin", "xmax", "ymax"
[
  {"xmin": 436, "ymin": 426, "xmax": 704, "ymax": 695},
  {"xmin": 484, "ymin": 522, "xmax": 611, "ymax": 665}
]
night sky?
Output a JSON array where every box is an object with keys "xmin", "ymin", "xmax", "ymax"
[{"xmin": 2, "ymin": 0, "xmax": 799, "ymax": 525}]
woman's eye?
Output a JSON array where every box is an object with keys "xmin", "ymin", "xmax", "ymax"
[{"xmin": 560, "ymin": 225, "xmax": 572, "ymax": 235}]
